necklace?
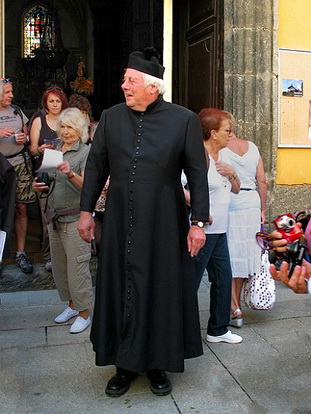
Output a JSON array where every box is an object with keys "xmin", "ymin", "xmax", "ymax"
[{"xmin": 210, "ymin": 152, "xmax": 227, "ymax": 188}]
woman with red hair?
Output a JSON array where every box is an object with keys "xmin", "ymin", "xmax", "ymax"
[
  {"xmin": 184, "ymin": 108, "xmax": 242, "ymax": 344},
  {"xmin": 29, "ymin": 85, "xmax": 68, "ymax": 270}
]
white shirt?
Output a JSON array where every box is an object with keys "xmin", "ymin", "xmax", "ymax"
[
  {"xmin": 181, "ymin": 149, "xmax": 233, "ymax": 234},
  {"xmin": 206, "ymin": 149, "xmax": 232, "ymax": 234},
  {"xmin": 223, "ymin": 142, "xmax": 261, "ymax": 212}
]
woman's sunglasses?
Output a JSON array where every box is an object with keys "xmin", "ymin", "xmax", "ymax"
[
  {"xmin": 256, "ymin": 232, "xmax": 275, "ymax": 250},
  {"xmin": 0, "ymin": 78, "xmax": 12, "ymax": 84}
]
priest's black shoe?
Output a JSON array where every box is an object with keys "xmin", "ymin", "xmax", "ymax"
[
  {"xmin": 147, "ymin": 370, "xmax": 172, "ymax": 396},
  {"xmin": 105, "ymin": 369, "xmax": 138, "ymax": 397}
]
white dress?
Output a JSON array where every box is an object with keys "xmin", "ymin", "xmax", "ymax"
[{"xmin": 223, "ymin": 142, "xmax": 262, "ymax": 278}]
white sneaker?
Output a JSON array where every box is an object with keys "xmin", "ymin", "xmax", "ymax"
[
  {"xmin": 55, "ymin": 307, "xmax": 79, "ymax": 324},
  {"xmin": 44, "ymin": 260, "xmax": 52, "ymax": 272},
  {"xmin": 206, "ymin": 330, "xmax": 243, "ymax": 344},
  {"xmin": 70, "ymin": 316, "xmax": 91, "ymax": 334}
]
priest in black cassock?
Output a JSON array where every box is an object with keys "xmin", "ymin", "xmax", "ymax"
[{"xmin": 78, "ymin": 47, "xmax": 210, "ymax": 397}]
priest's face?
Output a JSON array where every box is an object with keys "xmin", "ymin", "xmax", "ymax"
[{"xmin": 122, "ymin": 68, "xmax": 154, "ymax": 111}]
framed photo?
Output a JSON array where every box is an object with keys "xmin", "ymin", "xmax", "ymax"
[{"xmin": 278, "ymin": 49, "xmax": 311, "ymax": 147}]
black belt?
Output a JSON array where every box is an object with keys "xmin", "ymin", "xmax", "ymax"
[{"xmin": 240, "ymin": 188, "xmax": 253, "ymax": 191}]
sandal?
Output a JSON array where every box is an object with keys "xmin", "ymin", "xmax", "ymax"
[{"xmin": 229, "ymin": 308, "xmax": 244, "ymax": 328}]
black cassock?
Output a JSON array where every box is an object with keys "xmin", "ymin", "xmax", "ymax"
[{"xmin": 81, "ymin": 96, "xmax": 210, "ymax": 372}]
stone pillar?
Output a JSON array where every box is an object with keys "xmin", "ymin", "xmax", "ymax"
[{"xmin": 223, "ymin": 0, "xmax": 279, "ymax": 221}]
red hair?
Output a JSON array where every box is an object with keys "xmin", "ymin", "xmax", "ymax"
[
  {"xmin": 198, "ymin": 108, "xmax": 230, "ymax": 141},
  {"xmin": 41, "ymin": 85, "xmax": 68, "ymax": 111}
]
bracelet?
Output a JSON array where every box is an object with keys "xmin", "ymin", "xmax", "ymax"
[
  {"xmin": 229, "ymin": 172, "xmax": 237, "ymax": 182},
  {"xmin": 68, "ymin": 171, "xmax": 76, "ymax": 179}
]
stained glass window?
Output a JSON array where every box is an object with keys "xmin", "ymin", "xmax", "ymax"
[{"xmin": 23, "ymin": 6, "xmax": 48, "ymax": 58}]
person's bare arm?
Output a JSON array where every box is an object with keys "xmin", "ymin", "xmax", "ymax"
[
  {"xmin": 29, "ymin": 117, "xmax": 43, "ymax": 156},
  {"xmin": 256, "ymin": 156, "xmax": 268, "ymax": 224}
]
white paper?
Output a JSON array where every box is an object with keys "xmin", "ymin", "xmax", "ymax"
[
  {"xmin": 36, "ymin": 149, "xmax": 63, "ymax": 173},
  {"xmin": 0, "ymin": 230, "xmax": 6, "ymax": 261}
]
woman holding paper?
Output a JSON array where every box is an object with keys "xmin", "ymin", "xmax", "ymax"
[
  {"xmin": 33, "ymin": 108, "xmax": 93, "ymax": 334},
  {"xmin": 29, "ymin": 86, "xmax": 68, "ymax": 271}
]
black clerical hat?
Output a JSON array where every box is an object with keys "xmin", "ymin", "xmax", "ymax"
[{"xmin": 127, "ymin": 47, "xmax": 165, "ymax": 79}]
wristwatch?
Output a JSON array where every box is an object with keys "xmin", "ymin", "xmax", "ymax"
[{"xmin": 191, "ymin": 221, "xmax": 205, "ymax": 228}]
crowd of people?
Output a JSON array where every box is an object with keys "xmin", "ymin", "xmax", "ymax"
[{"xmin": 0, "ymin": 46, "xmax": 310, "ymax": 398}]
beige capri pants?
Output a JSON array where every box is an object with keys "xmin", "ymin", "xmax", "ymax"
[{"xmin": 48, "ymin": 220, "xmax": 93, "ymax": 311}]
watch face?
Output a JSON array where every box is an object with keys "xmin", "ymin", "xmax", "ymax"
[{"xmin": 192, "ymin": 221, "xmax": 204, "ymax": 228}]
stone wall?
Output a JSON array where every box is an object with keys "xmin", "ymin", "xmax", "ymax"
[{"xmin": 223, "ymin": 0, "xmax": 309, "ymax": 225}]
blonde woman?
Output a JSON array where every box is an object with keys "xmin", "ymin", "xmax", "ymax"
[{"xmin": 33, "ymin": 108, "xmax": 93, "ymax": 333}]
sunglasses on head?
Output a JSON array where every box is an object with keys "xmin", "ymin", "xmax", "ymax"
[
  {"xmin": 1, "ymin": 78, "xmax": 12, "ymax": 84},
  {"xmin": 46, "ymin": 86, "xmax": 63, "ymax": 92}
]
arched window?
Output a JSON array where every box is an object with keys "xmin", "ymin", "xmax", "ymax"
[{"xmin": 23, "ymin": 5, "xmax": 48, "ymax": 58}]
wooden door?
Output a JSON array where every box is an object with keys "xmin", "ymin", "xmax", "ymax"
[{"xmin": 173, "ymin": 0, "xmax": 223, "ymax": 113}]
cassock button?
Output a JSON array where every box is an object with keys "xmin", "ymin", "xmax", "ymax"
[
  {"xmin": 137, "ymin": 139, "xmax": 141, "ymax": 143},
  {"xmin": 138, "ymin": 132, "xmax": 142, "ymax": 136},
  {"xmin": 128, "ymin": 240, "xmax": 131, "ymax": 244},
  {"xmin": 129, "ymin": 223, "xmax": 133, "ymax": 227},
  {"xmin": 132, "ymin": 172, "xmax": 135, "ymax": 175},
  {"xmin": 130, "ymin": 180, "xmax": 134, "ymax": 183},
  {"xmin": 135, "ymin": 152, "xmax": 139, "ymax": 155},
  {"xmin": 133, "ymin": 165, "xmax": 136, "ymax": 169},
  {"xmin": 138, "ymin": 125, "xmax": 142, "ymax": 128},
  {"xmin": 134, "ymin": 158, "xmax": 138, "ymax": 162},
  {"xmin": 130, "ymin": 207, "xmax": 133, "ymax": 211}
]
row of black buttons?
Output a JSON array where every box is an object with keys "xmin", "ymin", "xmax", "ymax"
[{"xmin": 125, "ymin": 112, "xmax": 145, "ymax": 319}]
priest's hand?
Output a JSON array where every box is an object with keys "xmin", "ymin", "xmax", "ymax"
[
  {"xmin": 187, "ymin": 226, "xmax": 206, "ymax": 257},
  {"xmin": 78, "ymin": 211, "xmax": 95, "ymax": 243}
]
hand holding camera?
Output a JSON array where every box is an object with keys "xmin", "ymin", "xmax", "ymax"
[
  {"xmin": 33, "ymin": 173, "xmax": 52, "ymax": 195},
  {"xmin": 256, "ymin": 213, "xmax": 307, "ymax": 278}
]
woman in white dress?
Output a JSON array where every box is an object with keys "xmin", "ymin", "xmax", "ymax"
[{"xmin": 225, "ymin": 114, "xmax": 268, "ymax": 327}]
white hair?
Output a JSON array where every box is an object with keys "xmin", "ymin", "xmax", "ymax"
[
  {"xmin": 58, "ymin": 107, "xmax": 89, "ymax": 143},
  {"xmin": 142, "ymin": 73, "xmax": 166, "ymax": 95},
  {"xmin": 0, "ymin": 81, "xmax": 3, "ymax": 97}
]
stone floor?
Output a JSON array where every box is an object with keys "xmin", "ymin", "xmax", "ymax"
[{"xmin": 0, "ymin": 202, "xmax": 97, "ymax": 292}]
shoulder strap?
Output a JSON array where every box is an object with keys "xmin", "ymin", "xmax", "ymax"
[{"xmin": 10, "ymin": 104, "xmax": 24, "ymax": 130}]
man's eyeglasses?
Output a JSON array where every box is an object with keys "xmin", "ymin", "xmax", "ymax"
[{"xmin": 0, "ymin": 78, "xmax": 12, "ymax": 84}]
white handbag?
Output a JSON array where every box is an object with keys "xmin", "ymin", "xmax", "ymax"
[{"xmin": 244, "ymin": 250, "xmax": 276, "ymax": 310}]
